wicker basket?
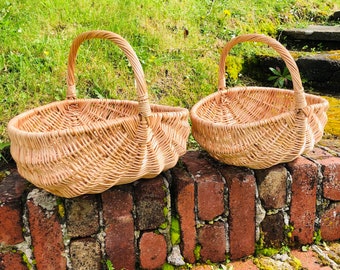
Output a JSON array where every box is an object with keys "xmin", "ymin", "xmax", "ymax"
[
  {"xmin": 7, "ymin": 30, "xmax": 190, "ymax": 197},
  {"xmin": 190, "ymin": 34, "xmax": 329, "ymax": 169}
]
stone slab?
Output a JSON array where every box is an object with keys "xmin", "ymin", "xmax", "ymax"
[{"xmin": 283, "ymin": 25, "xmax": 340, "ymax": 42}]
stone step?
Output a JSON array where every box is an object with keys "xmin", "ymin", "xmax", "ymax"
[
  {"xmin": 243, "ymin": 52, "xmax": 340, "ymax": 95},
  {"xmin": 281, "ymin": 25, "xmax": 340, "ymax": 50},
  {"xmin": 280, "ymin": 10, "xmax": 340, "ymax": 50}
]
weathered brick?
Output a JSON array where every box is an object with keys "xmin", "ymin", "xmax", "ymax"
[
  {"xmin": 220, "ymin": 166, "xmax": 256, "ymax": 260},
  {"xmin": 198, "ymin": 222, "xmax": 226, "ymax": 263},
  {"xmin": 0, "ymin": 251, "xmax": 28, "ymax": 270},
  {"xmin": 181, "ymin": 151, "xmax": 224, "ymax": 221},
  {"xmin": 27, "ymin": 189, "xmax": 66, "ymax": 270},
  {"xmin": 172, "ymin": 167, "xmax": 196, "ymax": 264},
  {"xmin": 290, "ymin": 249, "xmax": 332, "ymax": 270},
  {"xmin": 319, "ymin": 157, "xmax": 340, "ymax": 200},
  {"xmin": 0, "ymin": 171, "xmax": 28, "ymax": 245},
  {"xmin": 320, "ymin": 202, "xmax": 340, "ymax": 241},
  {"xmin": 287, "ymin": 157, "xmax": 318, "ymax": 245},
  {"xmin": 134, "ymin": 175, "xmax": 166, "ymax": 230},
  {"xmin": 261, "ymin": 212, "xmax": 285, "ymax": 248},
  {"xmin": 228, "ymin": 259, "xmax": 258, "ymax": 269},
  {"xmin": 303, "ymin": 147, "xmax": 333, "ymax": 160},
  {"xmin": 197, "ymin": 180, "xmax": 224, "ymax": 221},
  {"xmin": 65, "ymin": 194, "xmax": 99, "ymax": 238},
  {"xmin": 70, "ymin": 238, "xmax": 101, "ymax": 270},
  {"xmin": 102, "ymin": 186, "xmax": 135, "ymax": 270},
  {"xmin": 255, "ymin": 165, "xmax": 287, "ymax": 209},
  {"xmin": 139, "ymin": 232, "xmax": 167, "ymax": 269}
]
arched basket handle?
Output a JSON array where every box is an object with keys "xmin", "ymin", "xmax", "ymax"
[
  {"xmin": 218, "ymin": 34, "xmax": 307, "ymax": 110},
  {"xmin": 67, "ymin": 30, "xmax": 151, "ymax": 118}
]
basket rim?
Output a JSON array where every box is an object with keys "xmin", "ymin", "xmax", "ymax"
[
  {"xmin": 190, "ymin": 86, "xmax": 329, "ymax": 129},
  {"xmin": 7, "ymin": 98, "xmax": 189, "ymax": 138}
]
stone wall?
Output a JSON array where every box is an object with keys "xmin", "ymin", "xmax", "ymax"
[{"xmin": 0, "ymin": 147, "xmax": 340, "ymax": 270}]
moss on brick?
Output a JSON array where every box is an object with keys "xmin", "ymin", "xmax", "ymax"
[
  {"xmin": 171, "ymin": 217, "xmax": 181, "ymax": 245},
  {"xmin": 323, "ymin": 96, "xmax": 340, "ymax": 137}
]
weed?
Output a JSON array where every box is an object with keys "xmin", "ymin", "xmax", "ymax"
[
  {"xmin": 0, "ymin": 141, "xmax": 10, "ymax": 163},
  {"xmin": 313, "ymin": 229, "xmax": 323, "ymax": 245},
  {"xmin": 22, "ymin": 252, "xmax": 34, "ymax": 270},
  {"xmin": 194, "ymin": 245, "xmax": 201, "ymax": 261},
  {"xmin": 159, "ymin": 221, "xmax": 168, "ymax": 230},
  {"xmin": 170, "ymin": 216, "xmax": 181, "ymax": 245},
  {"xmin": 162, "ymin": 263, "xmax": 175, "ymax": 270},
  {"xmin": 105, "ymin": 259, "xmax": 114, "ymax": 270},
  {"xmin": 56, "ymin": 198, "xmax": 65, "ymax": 219},
  {"xmin": 268, "ymin": 66, "xmax": 292, "ymax": 88}
]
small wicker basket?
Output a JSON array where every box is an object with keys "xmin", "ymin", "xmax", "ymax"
[
  {"xmin": 190, "ymin": 34, "xmax": 329, "ymax": 169},
  {"xmin": 7, "ymin": 30, "xmax": 190, "ymax": 197}
]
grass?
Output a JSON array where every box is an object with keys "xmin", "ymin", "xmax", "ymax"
[{"xmin": 0, "ymin": 0, "xmax": 339, "ymax": 149}]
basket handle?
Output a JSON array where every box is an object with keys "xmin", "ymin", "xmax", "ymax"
[
  {"xmin": 67, "ymin": 30, "xmax": 151, "ymax": 119},
  {"xmin": 218, "ymin": 34, "xmax": 307, "ymax": 110}
]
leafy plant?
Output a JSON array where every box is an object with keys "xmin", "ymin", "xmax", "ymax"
[
  {"xmin": 162, "ymin": 263, "xmax": 175, "ymax": 270},
  {"xmin": 313, "ymin": 229, "xmax": 323, "ymax": 245},
  {"xmin": 105, "ymin": 259, "xmax": 114, "ymax": 270},
  {"xmin": 194, "ymin": 245, "xmax": 201, "ymax": 261},
  {"xmin": 170, "ymin": 217, "xmax": 181, "ymax": 245},
  {"xmin": 0, "ymin": 141, "xmax": 10, "ymax": 163},
  {"xmin": 268, "ymin": 66, "xmax": 292, "ymax": 88}
]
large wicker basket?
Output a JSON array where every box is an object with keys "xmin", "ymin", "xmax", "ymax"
[
  {"xmin": 7, "ymin": 30, "xmax": 190, "ymax": 197},
  {"xmin": 190, "ymin": 34, "xmax": 329, "ymax": 169}
]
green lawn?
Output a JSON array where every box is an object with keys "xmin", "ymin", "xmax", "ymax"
[{"xmin": 0, "ymin": 0, "xmax": 338, "ymax": 152}]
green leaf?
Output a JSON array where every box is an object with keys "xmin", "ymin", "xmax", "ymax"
[
  {"xmin": 268, "ymin": 75, "xmax": 278, "ymax": 81},
  {"xmin": 269, "ymin": 67, "xmax": 281, "ymax": 76},
  {"xmin": 106, "ymin": 260, "xmax": 114, "ymax": 270}
]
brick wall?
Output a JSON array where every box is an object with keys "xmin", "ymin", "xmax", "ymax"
[{"xmin": 0, "ymin": 146, "xmax": 339, "ymax": 269}]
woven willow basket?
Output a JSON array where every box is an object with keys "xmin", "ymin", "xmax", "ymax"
[
  {"xmin": 7, "ymin": 30, "xmax": 190, "ymax": 198},
  {"xmin": 190, "ymin": 34, "xmax": 329, "ymax": 169}
]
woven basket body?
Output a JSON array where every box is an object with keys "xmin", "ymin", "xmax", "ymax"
[
  {"xmin": 8, "ymin": 31, "xmax": 190, "ymax": 197},
  {"xmin": 190, "ymin": 34, "xmax": 328, "ymax": 169}
]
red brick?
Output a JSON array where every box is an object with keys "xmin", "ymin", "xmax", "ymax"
[
  {"xmin": 0, "ymin": 251, "xmax": 28, "ymax": 270},
  {"xmin": 102, "ymin": 186, "xmax": 135, "ymax": 270},
  {"xmin": 0, "ymin": 171, "xmax": 28, "ymax": 245},
  {"xmin": 0, "ymin": 205, "xmax": 23, "ymax": 245},
  {"xmin": 198, "ymin": 222, "xmax": 226, "ymax": 263},
  {"xmin": 319, "ymin": 157, "xmax": 340, "ymax": 200},
  {"xmin": 197, "ymin": 180, "xmax": 224, "ymax": 221},
  {"xmin": 290, "ymin": 249, "xmax": 332, "ymax": 270},
  {"xmin": 182, "ymin": 151, "xmax": 224, "ymax": 220},
  {"xmin": 65, "ymin": 194, "xmax": 99, "ymax": 238},
  {"xmin": 27, "ymin": 193, "xmax": 66, "ymax": 270},
  {"xmin": 139, "ymin": 232, "xmax": 167, "ymax": 269},
  {"xmin": 220, "ymin": 166, "xmax": 256, "ymax": 260},
  {"xmin": 287, "ymin": 157, "xmax": 318, "ymax": 245},
  {"xmin": 134, "ymin": 176, "xmax": 167, "ymax": 230},
  {"xmin": 228, "ymin": 259, "xmax": 258, "ymax": 269},
  {"xmin": 255, "ymin": 165, "xmax": 287, "ymax": 209},
  {"xmin": 320, "ymin": 202, "xmax": 340, "ymax": 241},
  {"xmin": 173, "ymin": 167, "xmax": 196, "ymax": 264}
]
